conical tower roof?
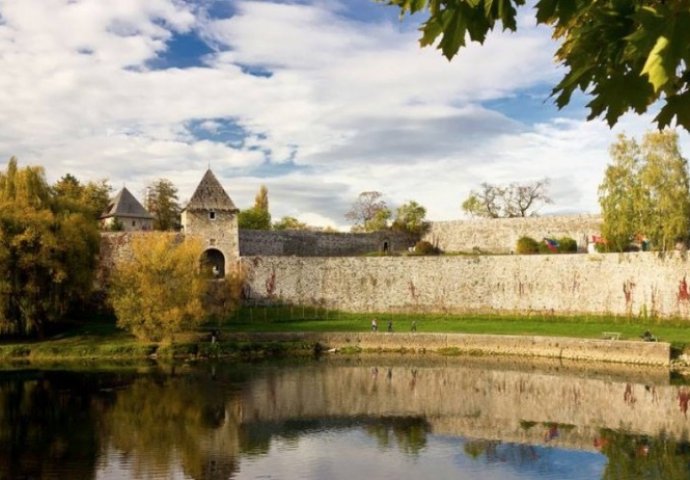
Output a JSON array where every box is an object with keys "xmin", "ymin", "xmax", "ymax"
[
  {"xmin": 184, "ymin": 169, "xmax": 238, "ymax": 213},
  {"xmin": 101, "ymin": 187, "xmax": 153, "ymax": 219}
]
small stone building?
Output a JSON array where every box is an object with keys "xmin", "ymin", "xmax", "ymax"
[
  {"xmin": 100, "ymin": 187, "xmax": 153, "ymax": 231},
  {"xmin": 181, "ymin": 169, "xmax": 239, "ymax": 277}
]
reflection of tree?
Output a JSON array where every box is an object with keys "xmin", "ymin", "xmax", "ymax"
[
  {"xmin": 0, "ymin": 373, "xmax": 102, "ymax": 480},
  {"xmin": 102, "ymin": 374, "xmax": 240, "ymax": 480},
  {"xmin": 463, "ymin": 440, "xmax": 538, "ymax": 465},
  {"xmin": 464, "ymin": 440, "xmax": 499, "ymax": 459},
  {"xmin": 599, "ymin": 430, "xmax": 690, "ymax": 480},
  {"xmin": 364, "ymin": 417, "xmax": 429, "ymax": 455}
]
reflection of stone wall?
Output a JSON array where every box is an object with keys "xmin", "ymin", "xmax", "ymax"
[
  {"xmin": 239, "ymin": 230, "xmax": 413, "ymax": 256},
  {"xmin": 237, "ymin": 361, "xmax": 686, "ymax": 451},
  {"xmin": 423, "ymin": 215, "xmax": 602, "ymax": 253},
  {"xmin": 244, "ymin": 252, "xmax": 690, "ymax": 319}
]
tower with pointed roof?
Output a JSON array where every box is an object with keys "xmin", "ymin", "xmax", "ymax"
[
  {"xmin": 181, "ymin": 169, "xmax": 239, "ymax": 276},
  {"xmin": 100, "ymin": 187, "xmax": 153, "ymax": 231}
]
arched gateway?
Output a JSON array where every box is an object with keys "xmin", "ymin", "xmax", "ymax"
[
  {"xmin": 180, "ymin": 169, "xmax": 240, "ymax": 274},
  {"xmin": 202, "ymin": 248, "xmax": 225, "ymax": 277}
]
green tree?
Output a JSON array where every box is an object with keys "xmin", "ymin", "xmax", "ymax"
[
  {"xmin": 255, "ymin": 184, "xmax": 269, "ymax": 212},
  {"xmin": 53, "ymin": 174, "xmax": 112, "ymax": 220},
  {"xmin": 146, "ymin": 178, "xmax": 181, "ymax": 231},
  {"xmin": 392, "ymin": 200, "xmax": 428, "ymax": 235},
  {"xmin": 364, "ymin": 207, "xmax": 392, "ymax": 232},
  {"xmin": 345, "ymin": 191, "xmax": 391, "ymax": 232},
  {"xmin": 238, "ymin": 185, "xmax": 271, "ymax": 230},
  {"xmin": 383, "ymin": 1, "xmax": 690, "ymax": 130},
  {"xmin": 639, "ymin": 130, "xmax": 690, "ymax": 250},
  {"xmin": 0, "ymin": 158, "xmax": 100, "ymax": 336},
  {"xmin": 462, "ymin": 179, "xmax": 551, "ymax": 218},
  {"xmin": 599, "ymin": 130, "xmax": 690, "ymax": 252},
  {"xmin": 238, "ymin": 208, "xmax": 271, "ymax": 230},
  {"xmin": 273, "ymin": 216, "xmax": 310, "ymax": 230},
  {"xmin": 109, "ymin": 233, "xmax": 206, "ymax": 341},
  {"xmin": 599, "ymin": 135, "xmax": 645, "ymax": 252}
]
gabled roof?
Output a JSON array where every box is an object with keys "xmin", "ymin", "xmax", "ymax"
[
  {"xmin": 101, "ymin": 187, "xmax": 153, "ymax": 219},
  {"xmin": 183, "ymin": 169, "xmax": 238, "ymax": 212}
]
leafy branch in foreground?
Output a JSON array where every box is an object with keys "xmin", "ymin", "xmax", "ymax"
[{"xmin": 382, "ymin": 0, "xmax": 690, "ymax": 130}]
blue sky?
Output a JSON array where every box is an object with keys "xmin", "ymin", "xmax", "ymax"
[{"xmin": 0, "ymin": 0, "xmax": 685, "ymax": 229}]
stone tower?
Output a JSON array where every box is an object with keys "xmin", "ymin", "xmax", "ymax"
[{"xmin": 181, "ymin": 169, "xmax": 239, "ymax": 277}]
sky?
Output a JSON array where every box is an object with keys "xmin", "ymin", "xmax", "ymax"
[{"xmin": 0, "ymin": 0, "xmax": 687, "ymax": 230}]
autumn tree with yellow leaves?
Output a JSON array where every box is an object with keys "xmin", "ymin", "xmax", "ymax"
[{"xmin": 109, "ymin": 233, "xmax": 207, "ymax": 342}]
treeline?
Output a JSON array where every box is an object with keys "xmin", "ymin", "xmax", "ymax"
[
  {"xmin": 0, "ymin": 157, "xmax": 107, "ymax": 337},
  {"xmin": 0, "ymin": 158, "xmax": 242, "ymax": 341}
]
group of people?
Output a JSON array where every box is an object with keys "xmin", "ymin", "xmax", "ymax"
[{"xmin": 371, "ymin": 319, "xmax": 417, "ymax": 332}]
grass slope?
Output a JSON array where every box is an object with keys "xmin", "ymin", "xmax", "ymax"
[{"xmin": 0, "ymin": 307, "xmax": 688, "ymax": 361}]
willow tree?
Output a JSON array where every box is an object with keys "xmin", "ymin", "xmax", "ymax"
[
  {"xmin": 109, "ymin": 233, "xmax": 206, "ymax": 341},
  {"xmin": 0, "ymin": 157, "xmax": 100, "ymax": 336}
]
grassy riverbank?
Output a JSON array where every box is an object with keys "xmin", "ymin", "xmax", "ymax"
[
  {"xmin": 224, "ymin": 307, "xmax": 690, "ymax": 346},
  {"xmin": 0, "ymin": 308, "xmax": 688, "ymax": 362}
]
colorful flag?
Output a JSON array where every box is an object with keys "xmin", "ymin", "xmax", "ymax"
[{"xmin": 543, "ymin": 238, "xmax": 559, "ymax": 253}]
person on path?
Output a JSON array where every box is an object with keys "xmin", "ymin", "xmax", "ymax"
[
  {"xmin": 371, "ymin": 319, "xmax": 378, "ymax": 332},
  {"xmin": 387, "ymin": 319, "xmax": 393, "ymax": 332},
  {"xmin": 411, "ymin": 320, "xmax": 417, "ymax": 332}
]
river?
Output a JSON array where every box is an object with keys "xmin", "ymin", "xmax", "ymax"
[{"xmin": 1, "ymin": 355, "xmax": 688, "ymax": 479}]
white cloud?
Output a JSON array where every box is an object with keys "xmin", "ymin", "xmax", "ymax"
[{"xmin": 0, "ymin": 0, "xmax": 685, "ymax": 227}]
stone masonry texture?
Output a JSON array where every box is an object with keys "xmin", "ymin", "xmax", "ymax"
[
  {"xmin": 243, "ymin": 252, "xmax": 690, "ymax": 320},
  {"xmin": 423, "ymin": 215, "xmax": 602, "ymax": 253}
]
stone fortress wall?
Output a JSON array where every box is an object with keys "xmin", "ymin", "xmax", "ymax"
[
  {"xmin": 423, "ymin": 214, "xmax": 603, "ymax": 253},
  {"xmin": 243, "ymin": 252, "xmax": 690, "ymax": 319},
  {"xmin": 99, "ymin": 215, "xmax": 690, "ymax": 321},
  {"xmin": 238, "ymin": 215, "xmax": 603, "ymax": 257},
  {"xmin": 239, "ymin": 229, "xmax": 412, "ymax": 256}
]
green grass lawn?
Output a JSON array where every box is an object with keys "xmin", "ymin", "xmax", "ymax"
[
  {"xmin": 221, "ymin": 307, "xmax": 690, "ymax": 347},
  {"xmin": 2, "ymin": 307, "xmax": 689, "ymax": 362}
]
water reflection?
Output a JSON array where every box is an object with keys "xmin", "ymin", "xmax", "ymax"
[{"xmin": 0, "ymin": 358, "xmax": 689, "ymax": 479}]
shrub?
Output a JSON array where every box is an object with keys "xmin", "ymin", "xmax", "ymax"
[
  {"xmin": 558, "ymin": 237, "xmax": 578, "ymax": 253},
  {"xmin": 538, "ymin": 241, "xmax": 554, "ymax": 254},
  {"xmin": 516, "ymin": 236, "xmax": 539, "ymax": 254},
  {"xmin": 414, "ymin": 240, "xmax": 441, "ymax": 255}
]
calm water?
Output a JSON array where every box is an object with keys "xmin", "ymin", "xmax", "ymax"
[{"xmin": 1, "ymin": 356, "xmax": 689, "ymax": 480}]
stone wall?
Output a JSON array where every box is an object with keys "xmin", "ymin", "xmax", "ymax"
[
  {"xmin": 239, "ymin": 229, "xmax": 414, "ymax": 257},
  {"xmin": 233, "ymin": 332, "xmax": 670, "ymax": 365},
  {"xmin": 423, "ymin": 215, "xmax": 602, "ymax": 253},
  {"xmin": 243, "ymin": 252, "xmax": 690, "ymax": 319}
]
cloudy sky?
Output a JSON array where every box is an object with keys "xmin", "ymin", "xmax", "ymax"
[{"xmin": 0, "ymin": 0, "xmax": 687, "ymax": 229}]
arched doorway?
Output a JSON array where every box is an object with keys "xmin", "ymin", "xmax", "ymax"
[{"xmin": 201, "ymin": 248, "xmax": 225, "ymax": 278}]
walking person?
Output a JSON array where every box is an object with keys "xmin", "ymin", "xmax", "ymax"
[
  {"xmin": 387, "ymin": 319, "xmax": 393, "ymax": 332},
  {"xmin": 371, "ymin": 318, "xmax": 378, "ymax": 332}
]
